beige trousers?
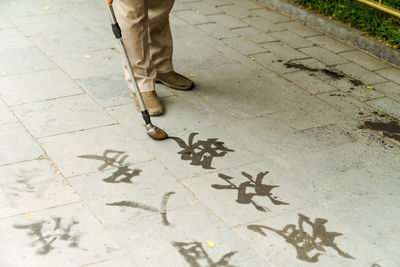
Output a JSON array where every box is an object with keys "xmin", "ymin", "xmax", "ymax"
[{"xmin": 114, "ymin": 0, "xmax": 174, "ymax": 92}]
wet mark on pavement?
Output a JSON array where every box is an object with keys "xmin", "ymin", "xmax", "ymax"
[
  {"xmin": 248, "ymin": 213, "xmax": 355, "ymax": 263},
  {"xmin": 172, "ymin": 241, "xmax": 237, "ymax": 267},
  {"xmin": 361, "ymin": 120, "xmax": 400, "ymax": 142},
  {"xmin": 170, "ymin": 133, "xmax": 234, "ymax": 169},
  {"xmin": 13, "ymin": 217, "xmax": 84, "ymax": 255},
  {"xmin": 284, "ymin": 61, "xmax": 364, "ymax": 87},
  {"xmin": 107, "ymin": 191, "xmax": 176, "ymax": 226},
  {"xmin": 78, "ymin": 149, "xmax": 142, "ymax": 183},
  {"xmin": 212, "ymin": 171, "xmax": 289, "ymax": 212}
]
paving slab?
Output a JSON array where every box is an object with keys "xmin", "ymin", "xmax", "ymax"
[
  {"xmin": 51, "ymin": 48, "xmax": 122, "ymax": 79},
  {"xmin": 375, "ymin": 67, "xmax": 400, "ymax": 84},
  {"xmin": 0, "ymin": 47, "xmax": 57, "ymax": 76},
  {"xmin": 233, "ymin": 205, "xmax": 388, "ymax": 266},
  {"xmin": 0, "ymin": 122, "xmax": 43, "ymax": 166},
  {"xmin": 306, "ymin": 35, "xmax": 354, "ymax": 53},
  {"xmin": 38, "ymin": 125, "xmax": 153, "ymax": 177},
  {"xmin": 12, "ymin": 94, "xmax": 116, "ymax": 138},
  {"xmin": 366, "ymin": 97, "xmax": 400, "ymax": 120},
  {"xmin": 0, "ymin": 202, "xmax": 124, "ymax": 267},
  {"xmin": 0, "ymin": 159, "xmax": 80, "ymax": 218},
  {"xmin": 373, "ymin": 82, "xmax": 400, "ymax": 102},
  {"xmin": 0, "ymin": 69, "xmax": 83, "ymax": 106},
  {"xmin": 1, "ymin": 0, "xmax": 400, "ymax": 266},
  {"xmin": 0, "ymin": 100, "xmax": 17, "ymax": 125}
]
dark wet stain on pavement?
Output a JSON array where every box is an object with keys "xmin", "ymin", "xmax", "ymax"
[
  {"xmin": 361, "ymin": 120, "xmax": 400, "ymax": 142},
  {"xmin": 284, "ymin": 61, "xmax": 364, "ymax": 86}
]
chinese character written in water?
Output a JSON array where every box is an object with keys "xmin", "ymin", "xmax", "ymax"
[
  {"xmin": 212, "ymin": 171, "xmax": 289, "ymax": 212},
  {"xmin": 78, "ymin": 149, "xmax": 142, "ymax": 183},
  {"xmin": 247, "ymin": 213, "xmax": 355, "ymax": 262},
  {"xmin": 13, "ymin": 217, "xmax": 83, "ymax": 255},
  {"xmin": 170, "ymin": 133, "xmax": 234, "ymax": 169},
  {"xmin": 172, "ymin": 241, "xmax": 237, "ymax": 267},
  {"xmin": 107, "ymin": 191, "xmax": 175, "ymax": 226}
]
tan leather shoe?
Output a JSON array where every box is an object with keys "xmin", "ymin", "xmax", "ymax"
[
  {"xmin": 155, "ymin": 71, "xmax": 194, "ymax": 90},
  {"xmin": 132, "ymin": 91, "xmax": 164, "ymax": 116}
]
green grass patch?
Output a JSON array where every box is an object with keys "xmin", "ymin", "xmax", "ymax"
[{"xmin": 292, "ymin": 0, "xmax": 400, "ymax": 48}]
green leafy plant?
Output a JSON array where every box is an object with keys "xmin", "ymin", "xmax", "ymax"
[{"xmin": 293, "ymin": 0, "xmax": 400, "ymax": 48}]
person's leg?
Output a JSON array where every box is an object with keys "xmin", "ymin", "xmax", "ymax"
[
  {"xmin": 113, "ymin": 0, "xmax": 163, "ymax": 115},
  {"xmin": 148, "ymin": 0, "xmax": 194, "ymax": 90}
]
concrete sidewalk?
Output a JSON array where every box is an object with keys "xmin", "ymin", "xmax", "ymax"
[{"xmin": 0, "ymin": 0, "xmax": 399, "ymax": 266}]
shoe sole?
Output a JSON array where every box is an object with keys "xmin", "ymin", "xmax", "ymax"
[{"xmin": 155, "ymin": 78, "xmax": 194, "ymax": 90}]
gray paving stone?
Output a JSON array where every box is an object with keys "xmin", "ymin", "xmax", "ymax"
[
  {"xmin": 375, "ymin": 67, "xmax": 400, "ymax": 84},
  {"xmin": 222, "ymin": 37, "xmax": 265, "ymax": 55},
  {"xmin": 182, "ymin": 161, "xmax": 314, "ymax": 227},
  {"xmin": 232, "ymin": 0, "xmax": 262, "ymax": 10},
  {"xmin": 250, "ymin": 8, "xmax": 292, "ymax": 23},
  {"xmin": 318, "ymin": 92, "xmax": 377, "ymax": 119},
  {"xmin": 30, "ymin": 29, "xmax": 114, "ymax": 57},
  {"xmin": 0, "ymin": 100, "xmax": 17, "ymax": 125},
  {"xmin": 233, "ymin": 27, "xmax": 277, "ymax": 43},
  {"xmin": 212, "ymin": 42, "xmax": 265, "ymax": 70},
  {"xmin": 38, "ymin": 125, "xmax": 153, "ymax": 177},
  {"xmin": 197, "ymin": 23, "xmax": 237, "ymax": 39},
  {"xmin": 269, "ymin": 30, "xmax": 314, "ymax": 49},
  {"xmin": 174, "ymin": 10, "xmax": 211, "ymax": 25},
  {"xmin": 0, "ymin": 47, "xmax": 57, "ymax": 76},
  {"xmin": 10, "ymin": 13, "xmax": 88, "ymax": 36},
  {"xmin": 0, "ymin": 202, "xmax": 124, "ymax": 267},
  {"xmin": 203, "ymin": 0, "xmax": 233, "ymax": 6},
  {"xmin": 279, "ymin": 21, "xmax": 322, "ymax": 37},
  {"xmin": 0, "ymin": 69, "xmax": 83, "ymax": 106},
  {"xmin": 366, "ymin": 97, "xmax": 400, "ymax": 120},
  {"xmin": 0, "ymin": 16, "xmax": 12, "ymax": 29},
  {"xmin": 263, "ymin": 42, "xmax": 308, "ymax": 61},
  {"xmin": 83, "ymin": 257, "xmax": 136, "ymax": 267},
  {"xmin": 342, "ymin": 85, "xmax": 384, "ymax": 102},
  {"xmin": 69, "ymin": 160, "xmax": 199, "ymax": 226},
  {"xmin": 0, "ymin": 28, "xmax": 33, "ymax": 50},
  {"xmin": 0, "ymin": 0, "xmax": 64, "ymax": 18},
  {"xmin": 373, "ymin": 82, "xmax": 400, "ymax": 102},
  {"xmin": 51, "ymin": 48, "xmax": 122, "ymax": 79},
  {"xmin": 185, "ymin": 1, "xmax": 224, "ymax": 15},
  {"xmin": 218, "ymin": 4, "xmax": 253, "ymax": 19},
  {"xmin": 334, "ymin": 62, "xmax": 387, "ymax": 85},
  {"xmin": 209, "ymin": 13, "xmax": 248, "ymax": 29},
  {"xmin": 284, "ymin": 70, "xmax": 337, "ymax": 95},
  {"xmin": 0, "ymin": 122, "xmax": 43, "ymax": 166},
  {"xmin": 233, "ymin": 205, "xmax": 387, "ymax": 266},
  {"xmin": 76, "ymin": 75, "xmax": 132, "ymax": 108},
  {"xmin": 172, "ymin": 2, "xmax": 191, "ymax": 12},
  {"xmin": 141, "ymin": 125, "xmax": 264, "ymax": 179},
  {"xmin": 12, "ymin": 94, "xmax": 116, "ymax": 138},
  {"xmin": 71, "ymin": 8, "xmax": 111, "ymax": 35},
  {"xmin": 0, "ymin": 159, "xmax": 80, "ymax": 218},
  {"xmin": 241, "ymin": 16, "xmax": 282, "ymax": 32},
  {"xmin": 306, "ymin": 35, "xmax": 354, "ymax": 53},
  {"xmin": 253, "ymin": 53, "xmax": 298, "ymax": 74},
  {"xmin": 108, "ymin": 96, "xmax": 214, "ymax": 140},
  {"xmin": 338, "ymin": 50, "xmax": 391, "ymax": 71},
  {"xmin": 299, "ymin": 46, "xmax": 348, "ymax": 65}
]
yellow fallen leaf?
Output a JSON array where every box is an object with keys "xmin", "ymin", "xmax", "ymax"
[
  {"xmin": 26, "ymin": 213, "xmax": 32, "ymax": 220},
  {"xmin": 189, "ymin": 73, "xmax": 197, "ymax": 77},
  {"xmin": 206, "ymin": 240, "xmax": 215, "ymax": 247},
  {"xmin": 44, "ymin": 6, "xmax": 51, "ymax": 10},
  {"xmin": 204, "ymin": 96, "xmax": 209, "ymax": 99},
  {"xmin": 366, "ymin": 86, "xmax": 372, "ymax": 89}
]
